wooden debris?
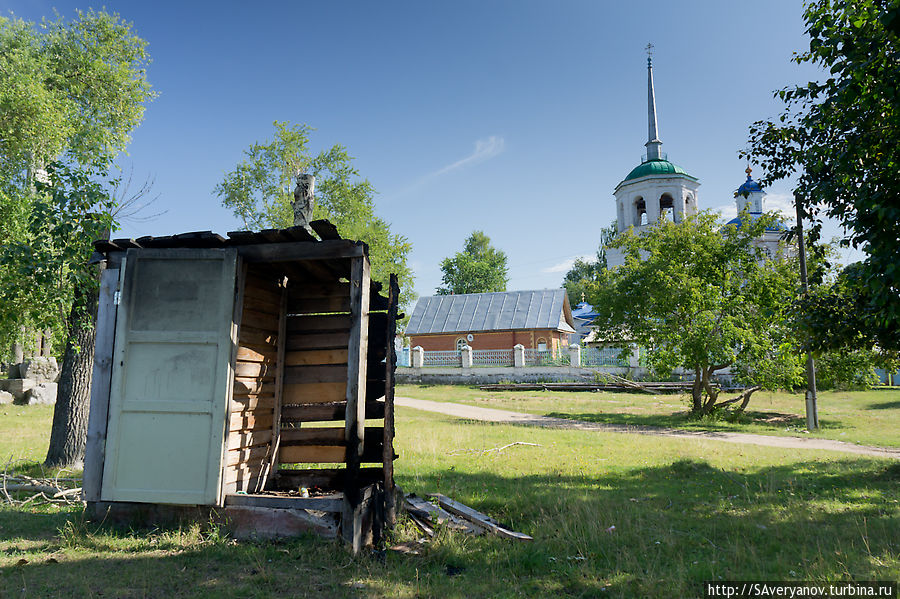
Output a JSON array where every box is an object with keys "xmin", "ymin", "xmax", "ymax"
[
  {"xmin": 426, "ymin": 493, "xmax": 533, "ymax": 541},
  {"xmin": 1, "ymin": 470, "xmax": 83, "ymax": 506},
  {"xmin": 450, "ymin": 442, "xmax": 541, "ymax": 456},
  {"xmin": 404, "ymin": 494, "xmax": 483, "ymax": 535}
]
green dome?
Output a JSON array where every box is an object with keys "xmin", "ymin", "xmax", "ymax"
[{"xmin": 623, "ymin": 159, "xmax": 695, "ymax": 182}]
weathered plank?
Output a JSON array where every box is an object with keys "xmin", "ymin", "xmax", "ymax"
[
  {"xmin": 427, "ymin": 494, "xmax": 533, "ymax": 541},
  {"xmin": 240, "ymin": 308, "xmax": 279, "ymax": 330},
  {"xmin": 226, "ymin": 444, "xmax": 271, "ymax": 466},
  {"xmin": 236, "ymin": 345, "xmax": 276, "ymax": 363},
  {"xmin": 224, "ymin": 493, "xmax": 343, "ymax": 513},
  {"xmin": 230, "ymin": 395, "xmax": 275, "ymax": 412},
  {"xmin": 275, "ymin": 467, "xmax": 383, "ymax": 491},
  {"xmin": 279, "ymin": 445, "xmax": 346, "ymax": 463},
  {"xmin": 237, "ymin": 239, "xmax": 365, "ymax": 263},
  {"xmin": 281, "ymin": 426, "xmax": 384, "ymax": 446},
  {"xmin": 234, "ymin": 361, "xmax": 276, "ymax": 378},
  {"xmin": 286, "ymin": 281, "xmax": 348, "ymax": 300},
  {"xmin": 228, "ymin": 429, "xmax": 273, "ymax": 451},
  {"xmin": 286, "ymin": 314, "xmax": 351, "ymax": 333},
  {"xmin": 83, "ymin": 267, "xmax": 120, "ymax": 502},
  {"xmin": 282, "ymin": 381, "xmax": 346, "ymax": 404},
  {"xmin": 229, "ymin": 411, "xmax": 274, "ymax": 433},
  {"xmin": 283, "ymin": 364, "xmax": 347, "ymax": 385},
  {"xmin": 225, "ymin": 461, "xmax": 267, "ymax": 485},
  {"xmin": 238, "ymin": 325, "xmax": 277, "ymax": 347},
  {"xmin": 284, "ymin": 349, "xmax": 348, "ymax": 366},
  {"xmin": 383, "ymin": 273, "xmax": 399, "ymax": 526},
  {"xmin": 243, "ymin": 283, "xmax": 281, "ymax": 307},
  {"xmin": 404, "ymin": 495, "xmax": 483, "ymax": 535},
  {"xmin": 285, "ymin": 331, "xmax": 350, "ymax": 351},
  {"xmin": 281, "ymin": 400, "xmax": 385, "ymax": 423},
  {"xmin": 267, "ymin": 284, "xmax": 289, "ymax": 485},
  {"xmin": 287, "ymin": 296, "xmax": 351, "ymax": 315},
  {"xmin": 233, "ymin": 379, "xmax": 276, "ymax": 396}
]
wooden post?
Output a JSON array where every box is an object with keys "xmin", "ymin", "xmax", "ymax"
[
  {"xmin": 343, "ymin": 254, "xmax": 370, "ymax": 553},
  {"xmin": 221, "ymin": 260, "xmax": 247, "ymax": 501},
  {"xmin": 83, "ymin": 267, "xmax": 121, "ymax": 503},
  {"xmin": 265, "ymin": 279, "xmax": 288, "ymax": 488},
  {"xmin": 383, "ymin": 274, "xmax": 399, "ymax": 528}
]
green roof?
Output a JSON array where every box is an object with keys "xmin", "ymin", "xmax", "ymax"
[{"xmin": 623, "ymin": 159, "xmax": 696, "ymax": 182}]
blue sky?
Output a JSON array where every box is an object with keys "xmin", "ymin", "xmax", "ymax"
[{"xmin": 9, "ymin": 1, "xmax": 851, "ymax": 300}]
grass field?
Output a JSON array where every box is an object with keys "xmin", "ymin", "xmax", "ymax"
[
  {"xmin": 1, "ymin": 402, "xmax": 898, "ymax": 598},
  {"xmin": 397, "ymin": 385, "xmax": 900, "ymax": 448}
]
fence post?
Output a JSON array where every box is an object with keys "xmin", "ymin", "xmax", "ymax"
[
  {"xmin": 513, "ymin": 344, "xmax": 525, "ymax": 369},
  {"xmin": 460, "ymin": 345, "xmax": 473, "ymax": 369},
  {"xmin": 411, "ymin": 346, "xmax": 424, "ymax": 369},
  {"xmin": 569, "ymin": 344, "xmax": 581, "ymax": 368}
]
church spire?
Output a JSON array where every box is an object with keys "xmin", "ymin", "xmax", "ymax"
[{"xmin": 645, "ymin": 43, "xmax": 663, "ymax": 161}]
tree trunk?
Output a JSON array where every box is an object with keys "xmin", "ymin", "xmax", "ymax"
[
  {"xmin": 691, "ymin": 367, "xmax": 703, "ymax": 413},
  {"xmin": 44, "ymin": 272, "xmax": 100, "ymax": 469}
]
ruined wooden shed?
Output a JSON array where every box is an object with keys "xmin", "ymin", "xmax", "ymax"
[{"xmin": 82, "ymin": 220, "xmax": 398, "ymax": 552}]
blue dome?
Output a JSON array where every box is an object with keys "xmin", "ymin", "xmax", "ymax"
[
  {"xmin": 726, "ymin": 213, "xmax": 786, "ymax": 232},
  {"xmin": 736, "ymin": 173, "xmax": 763, "ymax": 196}
]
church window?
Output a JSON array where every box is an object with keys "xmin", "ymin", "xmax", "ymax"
[
  {"xmin": 536, "ymin": 338, "xmax": 547, "ymax": 351},
  {"xmin": 635, "ymin": 197, "xmax": 646, "ymax": 226},
  {"xmin": 660, "ymin": 193, "xmax": 675, "ymax": 222},
  {"xmin": 456, "ymin": 338, "xmax": 467, "ymax": 351}
]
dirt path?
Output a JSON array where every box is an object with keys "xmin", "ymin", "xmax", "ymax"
[{"xmin": 395, "ymin": 396, "xmax": 900, "ymax": 460}]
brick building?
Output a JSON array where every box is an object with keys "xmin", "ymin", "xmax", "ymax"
[{"xmin": 405, "ymin": 289, "xmax": 576, "ymax": 355}]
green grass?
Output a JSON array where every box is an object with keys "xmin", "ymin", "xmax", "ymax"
[
  {"xmin": 397, "ymin": 384, "xmax": 900, "ymax": 448},
  {"xmin": 1, "ymin": 403, "xmax": 899, "ymax": 597}
]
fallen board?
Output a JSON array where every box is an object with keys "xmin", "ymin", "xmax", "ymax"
[
  {"xmin": 427, "ymin": 493, "xmax": 532, "ymax": 541},
  {"xmin": 404, "ymin": 494, "xmax": 483, "ymax": 535},
  {"xmin": 478, "ymin": 382, "xmax": 717, "ymax": 392}
]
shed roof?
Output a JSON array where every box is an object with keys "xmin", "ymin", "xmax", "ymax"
[{"xmin": 405, "ymin": 289, "xmax": 575, "ymax": 335}]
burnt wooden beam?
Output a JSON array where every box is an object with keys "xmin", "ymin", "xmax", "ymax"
[
  {"xmin": 281, "ymin": 400, "xmax": 385, "ymax": 423},
  {"xmin": 383, "ymin": 273, "xmax": 399, "ymax": 527},
  {"xmin": 224, "ymin": 493, "xmax": 343, "ymax": 513},
  {"xmin": 275, "ymin": 467, "xmax": 383, "ymax": 491},
  {"xmin": 237, "ymin": 240, "xmax": 364, "ymax": 263},
  {"xmin": 310, "ymin": 219, "xmax": 341, "ymax": 240}
]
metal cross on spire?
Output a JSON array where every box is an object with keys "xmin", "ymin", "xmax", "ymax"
[
  {"xmin": 646, "ymin": 42, "xmax": 654, "ymax": 65},
  {"xmin": 645, "ymin": 42, "xmax": 663, "ymax": 160}
]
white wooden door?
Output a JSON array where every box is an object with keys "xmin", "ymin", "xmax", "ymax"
[{"xmin": 101, "ymin": 248, "xmax": 238, "ymax": 505}]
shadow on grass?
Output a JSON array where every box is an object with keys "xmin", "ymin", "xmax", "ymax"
[
  {"xmin": 867, "ymin": 400, "xmax": 900, "ymax": 410},
  {"xmin": 2, "ymin": 458, "xmax": 898, "ymax": 598}
]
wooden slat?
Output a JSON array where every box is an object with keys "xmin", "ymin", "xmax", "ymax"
[
  {"xmin": 234, "ymin": 361, "xmax": 276, "ymax": 378},
  {"xmin": 228, "ymin": 429, "xmax": 273, "ymax": 451},
  {"xmin": 428, "ymin": 494, "xmax": 533, "ymax": 541},
  {"xmin": 275, "ymin": 467, "xmax": 383, "ymax": 491},
  {"xmin": 266, "ymin": 284, "xmax": 289, "ymax": 487},
  {"xmin": 286, "ymin": 314, "xmax": 351, "ymax": 333},
  {"xmin": 287, "ymin": 281, "xmax": 348, "ymax": 300},
  {"xmin": 383, "ymin": 273, "xmax": 399, "ymax": 527},
  {"xmin": 230, "ymin": 395, "xmax": 275, "ymax": 412},
  {"xmin": 243, "ymin": 282, "xmax": 281, "ymax": 307},
  {"xmin": 236, "ymin": 346, "xmax": 276, "ymax": 363},
  {"xmin": 242, "ymin": 293, "xmax": 280, "ymax": 316},
  {"xmin": 280, "ymin": 426, "xmax": 384, "ymax": 446},
  {"xmin": 281, "ymin": 400, "xmax": 385, "ymax": 423},
  {"xmin": 283, "ymin": 364, "xmax": 347, "ymax": 385},
  {"xmin": 224, "ymin": 493, "xmax": 343, "ymax": 513},
  {"xmin": 238, "ymin": 325, "xmax": 277, "ymax": 347},
  {"xmin": 282, "ymin": 382, "xmax": 346, "ymax": 404},
  {"xmin": 229, "ymin": 411, "xmax": 274, "ymax": 433},
  {"xmin": 287, "ymin": 296, "xmax": 351, "ymax": 315},
  {"xmin": 241, "ymin": 308, "xmax": 279, "ymax": 330},
  {"xmin": 83, "ymin": 267, "xmax": 120, "ymax": 502},
  {"xmin": 277, "ymin": 443, "xmax": 388, "ymax": 465},
  {"xmin": 233, "ymin": 378, "xmax": 275, "ymax": 396},
  {"xmin": 226, "ymin": 445, "xmax": 271, "ymax": 466},
  {"xmin": 225, "ymin": 461, "xmax": 267, "ymax": 485},
  {"xmin": 284, "ymin": 349, "xmax": 348, "ymax": 366},
  {"xmin": 285, "ymin": 331, "xmax": 349, "ymax": 351},
  {"xmin": 237, "ymin": 239, "xmax": 365, "ymax": 263}
]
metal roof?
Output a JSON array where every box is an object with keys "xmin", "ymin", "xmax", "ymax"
[{"xmin": 405, "ymin": 289, "xmax": 575, "ymax": 335}]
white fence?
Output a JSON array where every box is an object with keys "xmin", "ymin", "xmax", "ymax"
[{"xmin": 402, "ymin": 345, "xmax": 632, "ymax": 368}]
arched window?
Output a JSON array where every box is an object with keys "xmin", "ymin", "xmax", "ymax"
[
  {"xmin": 456, "ymin": 338, "xmax": 467, "ymax": 351},
  {"xmin": 660, "ymin": 193, "xmax": 675, "ymax": 222},
  {"xmin": 635, "ymin": 197, "xmax": 646, "ymax": 226},
  {"xmin": 536, "ymin": 338, "xmax": 547, "ymax": 351}
]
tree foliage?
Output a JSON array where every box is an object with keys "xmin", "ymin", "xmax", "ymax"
[
  {"xmin": 588, "ymin": 211, "xmax": 802, "ymax": 415},
  {"xmin": 214, "ymin": 121, "xmax": 415, "ymax": 308},
  {"xmin": 746, "ymin": 0, "xmax": 900, "ymax": 348},
  {"xmin": 562, "ymin": 220, "xmax": 617, "ymax": 306},
  {"xmin": 436, "ymin": 231, "xmax": 508, "ymax": 295},
  {"xmin": 0, "ymin": 9, "xmax": 153, "ymax": 355}
]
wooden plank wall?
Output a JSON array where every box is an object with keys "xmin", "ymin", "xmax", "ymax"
[
  {"xmin": 224, "ymin": 270, "xmax": 282, "ymax": 493},
  {"xmin": 277, "ymin": 259, "xmax": 393, "ymax": 490}
]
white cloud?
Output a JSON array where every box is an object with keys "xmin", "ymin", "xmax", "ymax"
[
  {"xmin": 432, "ymin": 136, "xmax": 506, "ymax": 176},
  {"xmin": 541, "ymin": 254, "xmax": 594, "ymax": 274}
]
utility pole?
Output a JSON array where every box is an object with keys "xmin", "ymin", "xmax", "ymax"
[{"xmin": 795, "ymin": 197, "xmax": 819, "ymax": 430}]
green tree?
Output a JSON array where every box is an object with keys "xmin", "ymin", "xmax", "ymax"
[
  {"xmin": 214, "ymin": 121, "xmax": 415, "ymax": 308},
  {"xmin": 589, "ymin": 211, "xmax": 802, "ymax": 416},
  {"xmin": 0, "ymin": 10, "xmax": 154, "ymax": 467},
  {"xmin": 436, "ymin": 231, "xmax": 508, "ymax": 295},
  {"xmin": 562, "ymin": 220, "xmax": 617, "ymax": 306},
  {"xmin": 746, "ymin": 0, "xmax": 900, "ymax": 348}
]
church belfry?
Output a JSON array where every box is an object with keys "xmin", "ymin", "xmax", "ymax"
[{"xmin": 608, "ymin": 47, "xmax": 701, "ymax": 268}]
